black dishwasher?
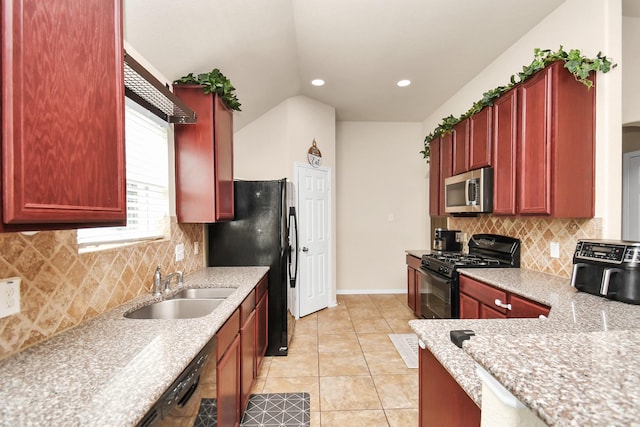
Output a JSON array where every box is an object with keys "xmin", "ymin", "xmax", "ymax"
[{"xmin": 137, "ymin": 337, "xmax": 216, "ymax": 427}]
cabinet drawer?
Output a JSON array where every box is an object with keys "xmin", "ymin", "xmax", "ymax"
[
  {"xmin": 241, "ymin": 290, "xmax": 256, "ymax": 325},
  {"xmin": 406, "ymin": 254, "xmax": 422, "ymax": 270},
  {"xmin": 459, "ymin": 275, "xmax": 508, "ymax": 314},
  {"xmin": 256, "ymin": 275, "xmax": 268, "ymax": 300},
  {"xmin": 509, "ymin": 294, "xmax": 550, "ymax": 318},
  {"xmin": 217, "ymin": 309, "xmax": 240, "ymax": 360}
]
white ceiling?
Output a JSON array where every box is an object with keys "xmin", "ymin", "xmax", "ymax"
[{"xmin": 124, "ymin": 0, "xmax": 576, "ymax": 130}]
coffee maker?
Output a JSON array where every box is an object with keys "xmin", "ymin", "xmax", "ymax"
[
  {"xmin": 571, "ymin": 239, "xmax": 640, "ymax": 305},
  {"xmin": 432, "ymin": 228, "xmax": 462, "ymax": 252}
]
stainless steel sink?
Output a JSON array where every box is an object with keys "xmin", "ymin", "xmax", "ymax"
[
  {"xmin": 124, "ymin": 298, "xmax": 224, "ymax": 320},
  {"xmin": 170, "ymin": 287, "xmax": 237, "ymax": 299}
]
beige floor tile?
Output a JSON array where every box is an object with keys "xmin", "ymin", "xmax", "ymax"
[
  {"xmin": 310, "ymin": 411, "xmax": 321, "ymax": 427},
  {"xmin": 352, "ymin": 317, "xmax": 392, "ymax": 334},
  {"xmin": 288, "ymin": 330, "xmax": 318, "ymax": 353},
  {"xmin": 385, "ymin": 318, "xmax": 415, "ymax": 333},
  {"xmin": 363, "ymin": 350, "xmax": 415, "ymax": 375},
  {"xmin": 319, "ymin": 376, "xmax": 382, "ymax": 411},
  {"xmin": 347, "ymin": 306, "xmax": 383, "ymax": 320},
  {"xmin": 262, "ymin": 376, "xmax": 321, "ymax": 412},
  {"xmin": 385, "ymin": 408, "xmax": 419, "ymax": 427},
  {"xmin": 257, "ymin": 357, "xmax": 272, "ymax": 379},
  {"xmin": 318, "ymin": 331, "xmax": 361, "ymax": 353},
  {"xmin": 319, "ymin": 351, "xmax": 369, "ymax": 376},
  {"xmin": 320, "ymin": 410, "xmax": 389, "ymax": 426},
  {"xmin": 317, "ymin": 317, "xmax": 354, "ymax": 334},
  {"xmin": 268, "ymin": 353, "xmax": 319, "ymax": 377},
  {"xmin": 370, "ymin": 294, "xmax": 406, "ymax": 309},
  {"xmin": 357, "ymin": 333, "xmax": 396, "ymax": 353},
  {"xmin": 373, "ymin": 374, "xmax": 419, "ymax": 409},
  {"xmin": 379, "ymin": 306, "xmax": 417, "ymax": 320},
  {"xmin": 340, "ymin": 295, "xmax": 376, "ymax": 309},
  {"xmin": 250, "ymin": 378, "xmax": 265, "ymax": 394}
]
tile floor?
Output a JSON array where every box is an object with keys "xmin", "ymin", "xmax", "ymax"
[{"xmin": 251, "ymin": 294, "xmax": 420, "ymax": 426}]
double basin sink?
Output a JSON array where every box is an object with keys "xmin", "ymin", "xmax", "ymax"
[{"xmin": 125, "ymin": 287, "xmax": 237, "ymax": 320}]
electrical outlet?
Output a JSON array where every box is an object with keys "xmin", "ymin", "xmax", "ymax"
[
  {"xmin": 175, "ymin": 243, "xmax": 185, "ymax": 262},
  {"xmin": 0, "ymin": 277, "xmax": 21, "ymax": 318},
  {"xmin": 550, "ymin": 242, "xmax": 560, "ymax": 259},
  {"xmin": 387, "ymin": 213, "xmax": 395, "ymax": 222},
  {"xmin": 194, "ymin": 242, "xmax": 199, "ymax": 255}
]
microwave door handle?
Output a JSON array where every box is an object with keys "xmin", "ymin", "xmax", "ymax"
[{"xmin": 464, "ymin": 179, "xmax": 471, "ymax": 206}]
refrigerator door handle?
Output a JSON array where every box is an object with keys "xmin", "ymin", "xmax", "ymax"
[{"xmin": 288, "ymin": 206, "xmax": 298, "ymax": 288}]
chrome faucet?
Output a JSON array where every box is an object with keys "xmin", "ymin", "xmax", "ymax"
[{"xmin": 163, "ymin": 271, "xmax": 184, "ymax": 294}]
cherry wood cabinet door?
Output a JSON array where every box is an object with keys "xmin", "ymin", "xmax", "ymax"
[
  {"xmin": 459, "ymin": 292, "xmax": 480, "ymax": 319},
  {"xmin": 419, "ymin": 347, "xmax": 480, "ymax": 427},
  {"xmin": 256, "ymin": 291, "xmax": 268, "ymax": 371},
  {"xmin": 407, "ymin": 267, "xmax": 417, "ymax": 313},
  {"xmin": 428, "ymin": 138, "xmax": 441, "ymax": 216},
  {"xmin": 518, "ymin": 66, "xmax": 552, "ymax": 215},
  {"xmin": 469, "ymin": 106, "xmax": 493, "ymax": 170},
  {"xmin": 217, "ymin": 334, "xmax": 241, "ymax": 427},
  {"xmin": 452, "ymin": 119, "xmax": 470, "ymax": 175},
  {"xmin": 479, "ymin": 303, "xmax": 508, "ymax": 319},
  {"xmin": 173, "ymin": 88, "xmax": 234, "ymax": 223},
  {"xmin": 439, "ymin": 133, "xmax": 453, "ymax": 215},
  {"xmin": 1, "ymin": 0, "xmax": 125, "ymax": 230},
  {"xmin": 492, "ymin": 89, "xmax": 518, "ymax": 215},
  {"xmin": 240, "ymin": 309, "xmax": 257, "ymax": 413}
]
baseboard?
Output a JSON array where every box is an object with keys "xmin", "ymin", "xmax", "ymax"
[{"xmin": 336, "ymin": 288, "xmax": 406, "ymax": 295}]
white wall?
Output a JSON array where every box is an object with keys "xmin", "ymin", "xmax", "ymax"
[
  {"xmin": 422, "ymin": 0, "xmax": 623, "ymax": 238},
  {"xmin": 336, "ymin": 121, "xmax": 426, "ymax": 293},
  {"xmin": 623, "ymin": 16, "xmax": 640, "ymax": 124}
]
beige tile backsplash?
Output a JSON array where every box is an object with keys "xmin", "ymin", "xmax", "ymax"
[
  {"xmin": 448, "ymin": 216, "xmax": 602, "ymax": 278},
  {"xmin": 0, "ymin": 218, "xmax": 204, "ymax": 361}
]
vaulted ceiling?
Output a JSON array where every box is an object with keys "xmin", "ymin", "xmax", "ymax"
[{"xmin": 124, "ymin": 0, "xmax": 629, "ymax": 131}]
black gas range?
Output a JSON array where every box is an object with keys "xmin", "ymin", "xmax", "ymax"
[{"xmin": 418, "ymin": 234, "xmax": 520, "ymax": 319}]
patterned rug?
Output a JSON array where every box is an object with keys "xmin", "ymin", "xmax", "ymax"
[
  {"xmin": 195, "ymin": 392, "xmax": 310, "ymax": 427},
  {"xmin": 389, "ymin": 333, "xmax": 419, "ymax": 369}
]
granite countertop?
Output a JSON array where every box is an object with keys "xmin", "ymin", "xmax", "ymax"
[
  {"xmin": 0, "ymin": 266, "xmax": 269, "ymax": 427},
  {"xmin": 409, "ymin": 268, "xmax": 640, "ymax": 427},
  {"xmin": 406, "ymin": 249, "xmax": 430, "ymax": 258}
]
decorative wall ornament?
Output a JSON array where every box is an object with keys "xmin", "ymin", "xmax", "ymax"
[{"xmin": 307, "ymin": 139, "xmax": 322, "ymax": 167}]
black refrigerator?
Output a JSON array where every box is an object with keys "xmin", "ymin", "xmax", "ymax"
[{"xmin": 207, "ymin": 179, "xmax": 297, "ymax": 356}]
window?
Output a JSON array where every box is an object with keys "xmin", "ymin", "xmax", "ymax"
[{"xmin": 77, "ymin": 101, "xmax": 170, "ymax": 251}]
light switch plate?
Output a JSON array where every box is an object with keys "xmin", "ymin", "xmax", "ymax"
[
  {"xmin": 175, "ymin": 243, "xmax": 185, "ymax": 262},
  {"xmin": 550, "ymin": 242, "xmax": 560, "ymax": 259},
  {"xmin": 194, "ymin": 242, "xmax": 199, "ymax": 255},
  {"xmin": 0, "ymin": 277, "xmax": 21, "ymax": 319}
]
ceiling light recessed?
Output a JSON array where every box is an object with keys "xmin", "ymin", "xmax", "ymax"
[
  {"xmin": 311, "ymin": 79, "xmax": 325, "ymax": 87},
  {"xmin": 397, "ymin": 79, "xmax": 411, "ymax": 87}
]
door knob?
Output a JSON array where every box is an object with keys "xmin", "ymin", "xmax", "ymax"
[{"xmin": 302, "ymin": 247, "xmax": 309, "ymax": 252}]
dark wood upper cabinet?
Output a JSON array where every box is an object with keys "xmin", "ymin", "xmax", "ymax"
[
  {"xmin": 1, "ymin": 0, "xmax": 126, "ymax": 232},
  {"xmin": 429, "ymin": 138, "xmax": 441, "ymax": 217},
  {"xmin": 492, "ymin": 89, "xmax": 518, "ymax": 215},
  {"xmin": 439, "ymin": 133, "xmax": 453, "ymax": 215},
  {"xmin": 173, "ymin": 88, "xmax": 234, "ymax": 223},
  {"xmin": 452, "ymin": 119, "xmax": 470, "ymax": 175},
  {"xmin": 469, "ymin": 106, "xmax": 492, "ymax": 170},
  {"xmin": 517, "ymin": 61, "xmax": 595, "ymax": 217}
]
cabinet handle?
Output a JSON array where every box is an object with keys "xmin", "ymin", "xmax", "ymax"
[
  {"xmin": 539, "ymin": 314, "xmax": 547, "ymax": 319},
  {"xmin": 494, "ymin": 299, "xmax": 512, "ymax": 310}
]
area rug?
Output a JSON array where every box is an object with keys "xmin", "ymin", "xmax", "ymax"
[
  {"xmin": 195, "ymin": 392, "xmax": 310, "ymax": 427},
  {"xmin": 389, "ymin": 333, "xmax": 419, "ymax": 369}
]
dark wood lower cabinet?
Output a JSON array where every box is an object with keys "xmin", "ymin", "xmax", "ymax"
[
  {"xmin": 218, "ymin": 334, "xmax": 241, "ymax": 427},
  {"xmin": 419, "ymin": 347, "xmax": 480, "ymax": 427},
  {"xmin": 406, "ymin": 255, "xmax": 421, "ymax": 317},
  {"xmin": 241, "ymin": 309, "xmax": 257, "ymax": 412}
]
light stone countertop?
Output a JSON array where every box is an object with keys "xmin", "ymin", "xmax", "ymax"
[
  {"xmin": 409, "ymin": 268, "xmax": 640, "ymax": 427},
  {"xmin": 0, "ymin": 266, "xmax": 269, "ymax": 427},
  {"xmin": 406, "ymin": 249, "xmax": 430, "ymax": 258}
]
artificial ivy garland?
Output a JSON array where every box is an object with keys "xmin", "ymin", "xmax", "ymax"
[
  {"xmin": 420, "ymin": 46, "xmax": 616, "ymax": 162},
  {"xmin": 174, "ymin": 68, "xmax": 242, "ymax": 111}
]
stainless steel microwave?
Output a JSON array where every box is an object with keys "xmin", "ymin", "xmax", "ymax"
[{"xmin": 444, "ymin": 167, "xmax": 493, "ymax": 214}]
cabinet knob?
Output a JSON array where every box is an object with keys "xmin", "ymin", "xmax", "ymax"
[{"xmin": 494, "ymin": 299, "xmax": 512, "ymax": 310}]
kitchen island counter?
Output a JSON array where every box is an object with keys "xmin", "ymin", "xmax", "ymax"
[
  {"xmin": 410, "ymin": 268, "xmax": 640, "ymax": 426},
  {"xmin": 0, "ymin": 266, "xmax": 269, "ymax": 427}
]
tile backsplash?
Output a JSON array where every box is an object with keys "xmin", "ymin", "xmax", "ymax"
[
  {"xmin": 0, "ymin": 218, "xmax": 204, "ymax": 361},
  {"xmin": 448, "ymin": 216, "xmax": 602, "ymax": 278}
]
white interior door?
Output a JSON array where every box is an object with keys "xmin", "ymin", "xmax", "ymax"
[
  {"xmin": 623, "ymin": 150, "xmax": 640, "ymax": 241},
  {"xmin": 296, "ymin": 164, "xmax": 331, "ymax": 317}
]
